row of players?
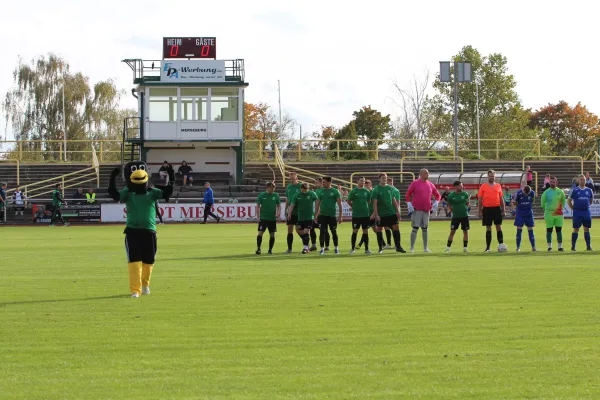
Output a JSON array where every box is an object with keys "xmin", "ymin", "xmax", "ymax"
[{"xmin": 254, "ymin": 170, "xmax": 594, "ymax": 254}]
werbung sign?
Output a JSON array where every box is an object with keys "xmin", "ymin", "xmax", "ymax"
[
  {"xmin": 160, "ymin": 60, "xmax": 225, "ymax": 83},
  {"xmin": 101, "ymin": 202, "xmax": 356, "ymax": 223}
]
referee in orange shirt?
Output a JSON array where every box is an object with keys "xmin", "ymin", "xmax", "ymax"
[{"xmin": 478, "ymin": 169, "xmax": 506, "ymax": 252}]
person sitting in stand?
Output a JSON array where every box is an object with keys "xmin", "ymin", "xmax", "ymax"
[
  {"xmin": 158, "ymin": 161, "xmax": 170, "ymax": 183},
  {"xmin": 73, "ymin": 187, "xmax": 85, "ymax": 204},
  {"xmin": 12, "ymin": 186, "xmax": 27, "ymax": 215},
  {"xmin": 86, "ymin": 188, "xmax": 96, "ymax": 204},
  {"xmin": 178, "ymin": 161, "xmax": 193, "ymax": 187},
  {"xmin": 585, "ymin": 172, "xmax": 596, "ymax": 191}
]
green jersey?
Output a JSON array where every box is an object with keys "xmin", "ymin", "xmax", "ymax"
[
  {"xmin": 392, "ymin": 187, "xmax": 401, "ymax": 202},
  {"xmin": 257, "ymin": 191, "xmax": 281, "ymax": 221},
  {"xmin": 292, "ymin": 191, "xmax": 318, "ymax": 221},
  {"xmin": 371, "ymin": 184, "xmax": 397, "ymax": 217},
  {"xmin": 285, "ymin": 183, "xmax": 302, "ymax": 215},
  {"xmin": 541, "ymin": 187, "xmax": 566, "ymax": 216},
  {"xmin": 447, "ymin": 191, "xmax": 470, "ymax": 218},
  {"xmin": 119, "ymin": 187, "xmax": 163, "ymax": 231},
  {"xmin": 368, "ymin": 189, "xmax": 374, "ymax": 215},
  {"xmin": 347, "ymin": 187, "xmax": 371, "ymax": 218},
  {"xmin": 52, "ymin": 189, "xmax": 63, "ymax": 207},
  {"xmin": 317, "ymin": 187, "xmax": 341, "ymax": 217}
]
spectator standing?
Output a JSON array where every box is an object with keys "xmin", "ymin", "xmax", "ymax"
[
  {"xmin": 202, "ymin": 182, "xmax": 220, "ymax": 224},
  {"xmin": 0, "ymin": 182, "xmax": 6, "ymax": 221},
  {"xmin": 13, "ymin": 187, "xmax": 27, "ymax": 215},
  {"xmin": 86, "ymin": 188, "xmax": 96, "ymax": 204},
  {"xmin": 543, "ymin": 174, "xmax": 551, "ymax": 191},
  {"xmin": 585, "ymin": 172, "xmax": 594, "ymax": 190},
  {"xmin": 178, "ymin": 161, "xmax": 193, "ymax": 186},
  {"xmin": 526, "ymin": 166, "xmax": 533, "ymax": 187}
]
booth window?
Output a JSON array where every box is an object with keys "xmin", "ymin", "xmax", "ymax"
[
  {"xmin": 180, "ymin": 88, "xmax": 208, "ymax": 121},
  {"xmin": 148, "ymin": 88, "xmax": 177, "ymax": 122},
  {"xmin": 211, "ymin": 88, "xmax": 239, "ymax": 121}
]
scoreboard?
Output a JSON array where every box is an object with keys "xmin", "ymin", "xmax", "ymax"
[{"xmin": 162, "ymin": 37, "xmax": 216, "ymax": 59}]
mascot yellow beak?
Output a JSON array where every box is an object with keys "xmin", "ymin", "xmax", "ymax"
[{"xmin": 130, "ymin": 169, "xmax": 149, "ymax": 185}]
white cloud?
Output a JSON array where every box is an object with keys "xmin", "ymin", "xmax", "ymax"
[{"xmin": 1, "ymin": 0, "xmax": 599, "ymax": 139}]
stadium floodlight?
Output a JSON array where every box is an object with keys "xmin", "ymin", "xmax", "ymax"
[{"xmin": 439, "ymin": 61, "xmax": 472, "ymax": 158}]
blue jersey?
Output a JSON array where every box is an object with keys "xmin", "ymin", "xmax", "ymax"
[
  {"xmin": 514, "ymin": 189, "xmax": 535, "ymax": 217},
  {"xmin": 569, "ymin": 186, "xmax": 593, "ymax": 214}
]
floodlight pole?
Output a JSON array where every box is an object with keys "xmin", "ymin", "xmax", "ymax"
[
  {"xmin": 476, "ymin": 78, "xmax": 481, "ymax": 160},
  {"xmin": 453, "ymin": 62, "xmax": 459, "ymax": 159}
]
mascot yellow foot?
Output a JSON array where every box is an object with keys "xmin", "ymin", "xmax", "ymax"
[{"xmin": 128, "ymin": 262, "xmax": 143, "ymax": 296}]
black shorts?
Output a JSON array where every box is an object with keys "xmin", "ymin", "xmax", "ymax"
[
  {"xmin": 286, "ymin": 215, "xmax": 298, "ymax": 226},
  {"xmin": 482, "ymin": 206, "xmax": 503, "ymax": 227},
  {"xmin": 318, "ymin": 215, "xmax": 338, "ymax": 230},
  {"xmin": 258, "ymin": 220, "xmax": 277, "ymax": 233},
  {"xmin": 124, "ymin": 228, "xmax": 157, "ymax": 264},
  {"xmin": 450, "ymin": 217, "xmax": 470, "ymax": 231},
  {"xmin": 352, "ymin": 217, "xmax": 372, "ymax": 229},
  {"xmin": 297, "ymin": 220, "xmax": 314, "ymax": 230},
  {"xmin": 377, "ymin": 214, "xmax": 399, "ymax": 228}
]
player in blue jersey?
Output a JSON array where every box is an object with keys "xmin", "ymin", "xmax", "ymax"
[
  {"xmin": 568, "ymin": 174, "xmax": 594, "ymax": 251},
  {"xmin": 513, "ymin": 185, "xmax": 537, "ymax": 252}
]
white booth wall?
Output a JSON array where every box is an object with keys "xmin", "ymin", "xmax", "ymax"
[{"xmin": 145, "ymin": 143, "xmax": 238, "ymax": 177}]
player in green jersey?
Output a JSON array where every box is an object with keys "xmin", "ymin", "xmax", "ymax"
[
  {"xmin": 288, "ymin": 183, "xmax": 318, "ymax": 254},
  {"xmin": 381, "ymin": 177, "xmax": 401, "ymax": 249},
  {"xmin": 356, "ymin": 179, "xmax": 376, "ymax": 249},
  {"xmin": 347, "ymin": 176, "xmax": 372, "ymax": 254},
  {"xmin": 283, "ymin": 172, "xmax": 303, "ymax": 253},
  {"xmin": 50, "ymin": 183, "xmax": 69, "ymax": 226},
  {"xmin": 108, "ymin": 161, "xmax": 174, "ymax": 298},
  {"xmin": 310, "ymin": 178, "xmax": 329, "ymax": 251},
  {"xmin": 371, "ymin": 173, "xmax": 406, "ymax": 254},
  {"xmin": 256, "ymin": 182, "xmax": 281, "ymax": 255},
  {"xmin": 315, "ymin": 176, "xmax": 343, "ymax": 255},
  {"xmin": 541, "ymin": 176, "xmax": 566, "ymax": 251},
  {"xmin": 445, "ymin": 180, "xmax": 471, "ymax": 252}
]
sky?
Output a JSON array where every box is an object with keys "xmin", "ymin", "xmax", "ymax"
[{"xmin": 1, "ymin": 0, "xmax": 598, "ymax": 140}]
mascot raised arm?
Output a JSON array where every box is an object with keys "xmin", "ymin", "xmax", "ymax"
[{"xmin": 108, "ymin": 161, "xmax": 175, "ymax": 298}]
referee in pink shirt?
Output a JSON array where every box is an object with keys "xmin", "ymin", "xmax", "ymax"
[{"xmin": 406, "ymin": 169, "xmax": 441, "ymax": 253}]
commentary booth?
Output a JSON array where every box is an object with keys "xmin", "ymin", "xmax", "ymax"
[{"xmin": 122, "ymin": 37, "xmax": 247, "ymax": 184}]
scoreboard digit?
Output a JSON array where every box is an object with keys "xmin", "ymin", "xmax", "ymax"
[{"xmin": 162, "ymin": 37, "xmax": 216, "ymax": 59}]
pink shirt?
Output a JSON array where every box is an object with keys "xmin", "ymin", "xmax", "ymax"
[{"xmin": 405, "ymin": 179, "xmax": 441, "ymax": 212}]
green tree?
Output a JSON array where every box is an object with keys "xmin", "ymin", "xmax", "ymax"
[
  {"xmin": 329, "ymin": 121, "xmax": 365, "ymax": 160},
  {"xmin": 352, "ymin": 106, "xmax": 393, "ymax": 151},
  {"xmin": 2, "ymin": 53, "xmax": 133, "ymax": 162},
  {"xmin": 431, "ymin": 46, "xmax": 535, "ymax": 158}
]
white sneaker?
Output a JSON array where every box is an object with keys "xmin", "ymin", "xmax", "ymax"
[
  {"xmin": 131, "ymin": 293, "xmax": 140, "ymax": 298},
  {"xmin": 516, "ymin": 248, "xmax": 521, "ymax": 252},
  {"xmin": 424, "ymin": 249, "xmax": 432, "ymax": 253},
  {"xmin": 445, "ymin": 247, "xmax": 451, "ymax": 253},
  {"xmin": 142, "ymin": 286, "xmax": 150, "ymax": 295},
  {"xmin": 349, "ymin": 249, "xmax": 356, "ymax": 255},
  {"xmin": 384, "ymin": 244, "xmax": 393, "ymax": 249},
  {"xmin": 410, "ymin": 248, "xmax": 415, "ymax": 253},
  {"xmin": 320, "ymin": 249, "xmax": 325, "ymax": 256},
  {"xmin": 365, "ymin": 250, "xmax": 373, "ymax": 255},
  {"xmin": 463, "ymin": 248, "xmax": 468, "ymax": 253}
]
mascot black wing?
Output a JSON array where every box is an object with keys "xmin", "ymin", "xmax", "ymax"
[
  {"xmin": 154, "ymin": 164, "xmax": 175, "ymax": 202},
  {"xmin": 108, "ymin": 167, "xmax": 121, "ymax": 202}
]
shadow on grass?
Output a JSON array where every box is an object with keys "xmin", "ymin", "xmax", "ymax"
[{"xmin": 0, "ymin": 294, "xmax": 130, "ymax": 307}]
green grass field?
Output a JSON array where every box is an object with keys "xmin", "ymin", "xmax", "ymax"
[{"xmin": 2, "ymin": 221, "xmax": 600, "ymax": 399}]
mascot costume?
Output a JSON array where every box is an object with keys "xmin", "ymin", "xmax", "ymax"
[{"xmin": 108, "ymin": 161, "xmax": 175, "ymax": 298}]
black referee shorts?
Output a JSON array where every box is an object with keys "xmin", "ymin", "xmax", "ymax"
[
  {"xmin": 124, "ymin": 228, "xmax": 157, "ymax": 264},
  {"xmin": 482, "ymin": 206, "xmax": 503, "ymax": 227}
]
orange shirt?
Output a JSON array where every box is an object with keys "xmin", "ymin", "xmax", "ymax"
[{"xmin": 478, "ymin": 183, "xmax": 503, "ymax": 208}]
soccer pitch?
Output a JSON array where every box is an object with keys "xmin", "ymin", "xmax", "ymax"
[{"xmin": 2, "ymin": 222, "xmax": 600, "ymax": 399}]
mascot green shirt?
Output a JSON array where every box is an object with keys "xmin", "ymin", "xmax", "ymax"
[{"xmin": 119, "ymin": 187, "xmax": 163, "ymax": 231}]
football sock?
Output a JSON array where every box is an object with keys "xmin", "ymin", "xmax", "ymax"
[
  {"xmin": 447, "ymin": 239, "xmax": 452, "ymax": 247},
  {"xmin": 310, "ymin": 229, "xmax": 317, "ymax": 246},
  {"xmin": 422, "ymin": 228, "xmax": 429, "ymax": 249},
  {"xmin": 362, "ymin": 234, "xmax": 369, "ymax": 250},
  {"xmin": 142, "ymin": 263, "xmax": 153, "ymax": 288},
  {"xmin": 528, "ymin": 230, "xmax": 535, "ymax": 248},
  {"xmin": 128, "ymin": 262, "xmax": 142, "ymax": 295},
  {"xmin": 385, "ymin": 229, "xmax": 392, "ymax": 246},
  {"xmin": 572, "ymin": 232, "xmax": 578, "ymax": 249},
  {"xmin": 269, "ymin": 236, "xmax": 275, "ymax": 251},
  {"xmin": 516, "ymin": 229, "xmax": 523, "ymax": 248},
  {"xmin": 556, "ymin": 228, "xmax": 563, "ymax": 246},
  {"xmin": 546, "ymin": 229, "xmax": 553, "ymax": 246},
  {"xmin": 351, "ymin": 232, "xmax": 357, "ymax": 250},
  {"xmin": 585, "ymin": 231, "xmax": 591, "ymax": 248},
  {"xmin": 497, "ymin": 230, "xmax": 504, "ymax": 244},
  {"xmin": 410, "ymin": 228, "xmax": 418, "ymax": 249},
  {"xmin": 302, "ymin": 234, "xmax": 310, "ymax": 247},
  {"xmin": 257, "ymin": 235, "xmax": 263, "ymax": 249},
  {"xmin": 376, "ymin": 231, "xmax": 384, "ymax": 250},
  {"xmin": 463, "ymin": 240, "xmax": 468, "ymax": 248},
  {"xmin": 393, "ymin": 229, "xmax": 401, "ymax": 248},
  {"xmin": 287, "ymin": 233, "xmax": 293, "ymax": 250},
  {"xmin": 331, "ymin": 229, "xmax": 339, "ymax": 247},
  {"xmin": 358, "ymin": 237, "xmax": 364, "ymax": 247},
  {"xmin": 485, "ymin": 231, "xmax": 492, "ymax": 249}
]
